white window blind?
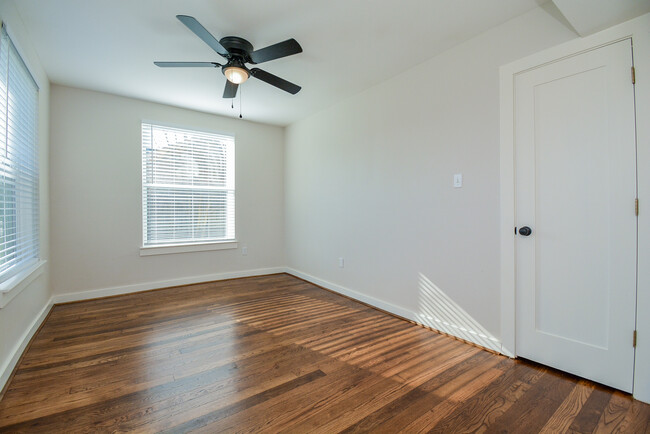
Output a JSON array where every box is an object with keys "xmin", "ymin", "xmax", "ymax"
[
  {"xmin": 0, "ymin": 25, "xmax": 40, "ymax": 283},
  {"xmin": 142, "ymin": 122, "xmax": 235, "ymax": 246}
]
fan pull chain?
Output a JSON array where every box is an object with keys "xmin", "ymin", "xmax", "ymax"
[
  {"xmin": 231, "ymin": 98, "xmax": 234, "ymax": 109},
  {"xmin": 239, "ymin": 86, "xmax": 243, "ymax": 119}
]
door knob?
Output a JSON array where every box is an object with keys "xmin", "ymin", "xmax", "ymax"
[{"xmin": 519, "ymin": 226, "xmax": 532, "ymax": 236}]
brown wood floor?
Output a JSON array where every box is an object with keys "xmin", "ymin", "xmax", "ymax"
[{"xmin": 0, "ymin": 274, "xmax": 648, "ymax": 433}]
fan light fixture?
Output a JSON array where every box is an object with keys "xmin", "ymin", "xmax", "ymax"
[{"xmin": 224, "ymin": 66, "xmax": 249, "ymax": 84}]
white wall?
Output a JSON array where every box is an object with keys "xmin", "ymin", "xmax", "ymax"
[
  {"xmin": 0, "ymin": 2, "xmax": 51, "ymax": 389},
  {"xmin": 285, "ymin": 7, "xmax": 577, "ymax": 347},
  {"xmin": 49, "ymin": 85, "xmax": 285, "ymax": 297}
]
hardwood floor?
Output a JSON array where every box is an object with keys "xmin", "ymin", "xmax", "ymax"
[{"xmin": 0, "ymin": 273, "xmax": 648, "ymax": 433}]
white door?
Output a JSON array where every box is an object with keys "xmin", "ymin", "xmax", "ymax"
[{"xmin": 514, "ymin": 39, "xmax": 637, "ymax": 392}]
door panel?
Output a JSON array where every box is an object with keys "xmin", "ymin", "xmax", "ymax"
[{"xmin": 515, "ymin": 39, "xmax": 637, "ymax": 392}]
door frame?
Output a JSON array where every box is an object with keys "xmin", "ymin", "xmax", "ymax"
[{"xmin": 499, "ymin": 14, "xmax": 650, "ymax": 402}]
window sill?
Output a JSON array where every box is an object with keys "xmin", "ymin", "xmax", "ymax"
[
  {"xmin": 140, "ymin": 240, "xmax": 238, "ymax": 256},
  {"xmin": 0, "ymin": 260, "xmax": 47, "ymax": 309}
]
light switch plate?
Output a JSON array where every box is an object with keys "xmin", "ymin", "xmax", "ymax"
[{"xmin": 454, "ymin": 173, "xmax": 463, "ymax": 188}]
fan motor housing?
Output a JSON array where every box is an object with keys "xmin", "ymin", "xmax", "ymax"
[{"xmin": 219, "ymin": 36, "xmax": 254, "ymax": 61}]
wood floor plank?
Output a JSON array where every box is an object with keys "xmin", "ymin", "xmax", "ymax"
[
  {"xmin": 484, "ymin": 367, "xmax": 577, "ymax": 432},
  {"xmin": 427, "ymin": 358, "xmax": 546, "ymax": 432},
  {"xmin": 277, "ymin": 341, "xmax": 468, "ymax": 433},
  {"xmin": 0, "ymin": 273, "xmax": 648, "ymax": 433},
  {"xmin": 593, "ymin": 391, "xmax": 634, "ymax": 433},
  {"xmin": 616, "ymin": 400, "xmax": 650, "ymax": 434},
  {"xmin": 540, "ymin": 379, "xmax": 594, "ymax": 433},
  {"xmin": 103, "ymin": 348, "xmax": 342, "ymax": 433},
  {"xmin": 398, "ymin": 365, "xmax": 509, "ymax": 433},
  {"xmin": 161, "ymin": 370, "xmax": 327, "ymax": 433},
  {"xmin": 302, "ymin": 348, "xmax": 484, "ymax": 434},
  {"xmin": 337, "ymin": 351, "xmax": 499, "ymax": 433},
  {"xmin": 569, "ymin": 386, "xmax": 617, "ymax": 433}
]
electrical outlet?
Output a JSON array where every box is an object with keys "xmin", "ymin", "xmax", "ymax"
[
  {"xmin": 338, "ymin": 257, "xmax": 344, "ymax": 268},
  {"xmin": 242, "ymin": 246, "xmax": 248, "ymax": 256}
]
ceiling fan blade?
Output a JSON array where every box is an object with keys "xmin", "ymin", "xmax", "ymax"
[
  {"xmin": 176, "ymin": 15, "xmax": 230, "ymax": 58},
  {"xmin": 249, "ymin": 39, "xmax": 302, "ymax": 64},
  {"xmin": 154, "ymin": 61, "xmax": 220, "ymax": 68},
  {"xmin": 223, "ymin": 80, "xmax": 239, "ymax": 98},
  {"xmin": 250, "ymin": 68, "xmax": 301, "ymax": 94}
]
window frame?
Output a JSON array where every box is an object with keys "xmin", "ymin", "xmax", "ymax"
[{"xmin": 139, "ymin": 120, "xmax": 237, "ymax": 256}]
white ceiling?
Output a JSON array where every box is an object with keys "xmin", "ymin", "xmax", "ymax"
[{"xmin": 12, "ymin": 0, "xmax": 548, "ymax": 126}]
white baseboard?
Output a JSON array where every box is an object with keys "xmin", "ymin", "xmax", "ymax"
[
  {"xmin": 286, "ymin": 267, "xmax": 504, "ymax": 354},
  {"xmin": 0, "ymin": 297, "xmax": 53, "ymax": 394},
  {"xmin": 52, "ymin": 267, "xmax": 287, "ymax": 304},
  {"xmin": 287, "ymin": 268, "xmax": 416, "ymax": 318}
]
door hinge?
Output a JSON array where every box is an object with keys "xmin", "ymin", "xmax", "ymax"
[
  {"xmin": 636, "ymin": 198, "xmax": 639, "ymax": 216},
  {"xmin": 632, "ymin": 66, "xmax": 636, "ymax": 84},
  {"xmin": 633, "ymin": 330, "xmax": 637, "ymax": 348}
]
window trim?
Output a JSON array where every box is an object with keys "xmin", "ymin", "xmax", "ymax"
[
  {"xmin": 141, "ymin": 119, "xmax": 235, "ymax": 141},
  {"xmin": 140, "ymin": 120, "xmax": 236, "ymax": 253},
  {"xmin": 2, "ymin": 24, "xmax": 43, "ymax": 91},
  {"xmin": 139, "ymin": 240, "xmax": 238, "ymax": 257},
  {"xmin": 0, "ymin": 259, "xmax": 46, "ymax": 309}
]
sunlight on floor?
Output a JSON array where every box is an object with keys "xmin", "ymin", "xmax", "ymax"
[{"xmin": 416, "ymin": 273, "xmax": 501, "ymax": 353}]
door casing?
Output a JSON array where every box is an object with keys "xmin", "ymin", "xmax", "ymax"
[{"xmin": 499, "ymin": 14, "xmax": 650, "ymax": 402}]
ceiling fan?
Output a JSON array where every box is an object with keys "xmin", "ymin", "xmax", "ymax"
[{"xmin": 154, "ymin": 15, "xmax": 302, "ymax": 98}]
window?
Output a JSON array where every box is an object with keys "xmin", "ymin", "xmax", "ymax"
[
  {"xmin": 141, "ymin": 122, "xmax": 235, "ymax": 250},
  {"xmin": 0, "ymin": 25, "xmax": 40, "ymax": 284}
]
